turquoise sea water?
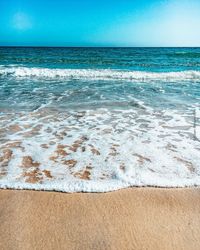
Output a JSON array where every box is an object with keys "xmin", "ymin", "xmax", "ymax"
[
  {"xmin": 0, "ymin": 47, "xmax": 200, "ymax": 192},
  {"xmin": 0, "ymin": 47, "xmax": 200, "ymax": 111}
]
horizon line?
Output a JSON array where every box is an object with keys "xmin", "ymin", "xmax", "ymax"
[{"xmin": 0, "ymin": 45, "xmax": 200, "ymax": 48}]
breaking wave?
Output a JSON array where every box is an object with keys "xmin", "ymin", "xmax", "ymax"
[{"xmin": 1, "ymin": 66, "xmax": 200, "ymax": 81}]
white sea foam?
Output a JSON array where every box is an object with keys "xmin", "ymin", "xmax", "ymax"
[
  {"xmin": 1, "ymin": 66, "xmax": 200, "ymax": 81},
  {"xmin": 0, "ymin": 108, "xmax": 200, "ymax": 192}
]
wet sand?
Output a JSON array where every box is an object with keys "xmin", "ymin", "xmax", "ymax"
[{"xmin": 0, "ymin": 188, "xmax": 200, "ymax": 250}]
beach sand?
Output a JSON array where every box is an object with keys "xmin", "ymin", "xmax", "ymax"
[{"xmin": 0, "ymin": 188, "xmax": 200, "ymax": 250}]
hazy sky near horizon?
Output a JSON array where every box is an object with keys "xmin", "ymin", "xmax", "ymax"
[{"xmin": 0, "ymin": 0, "xmax": 200, "ymax": 46}]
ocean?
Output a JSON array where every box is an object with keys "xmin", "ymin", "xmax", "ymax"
[{"xmin": 0, "ymin": 47, "xmax": 200, "ymax": 192}]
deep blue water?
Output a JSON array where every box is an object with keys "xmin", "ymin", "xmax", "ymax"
[{"xmin": 1, "ymin": 47, "xmax": 200, "ymax": 71}]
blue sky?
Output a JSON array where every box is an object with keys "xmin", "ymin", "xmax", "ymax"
[{"xmin": 0, "ymin": 0, "xmax": 200, "ymax": 46}]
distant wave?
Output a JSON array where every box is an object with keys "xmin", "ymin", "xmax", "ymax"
[{"xmin": 1, "ymin": 66, "xmax": 200, "ymax": 81}]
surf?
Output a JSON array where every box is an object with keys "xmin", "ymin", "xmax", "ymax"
[{"xmin": 1, "ymin": 66, "xmax": 200, "ymax": 81}]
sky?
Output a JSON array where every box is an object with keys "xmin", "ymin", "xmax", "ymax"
[{"xmin": 0, "ymin": 0, "xmax": 200, "ymax": 47}]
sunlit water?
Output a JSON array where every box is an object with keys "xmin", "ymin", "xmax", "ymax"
[{"xmin": 0, "ymin": 47, "xmax": 200, "ymax": 192}]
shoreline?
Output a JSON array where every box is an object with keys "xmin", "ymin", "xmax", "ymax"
[
  {"xmin": 0, "ymin": 184, "xmax": 200, "ymax": 193},
  {"xmin": 1, "ymin": 187, "xmax": 200, "ymax": 250}
]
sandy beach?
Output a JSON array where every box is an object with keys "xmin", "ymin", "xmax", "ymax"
[{"xmin": 0, "ymin": 188, "xmax": 200, "ymax": 250}]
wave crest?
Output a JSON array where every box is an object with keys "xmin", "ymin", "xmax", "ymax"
[{"xmin": 1, "ymin": 66, "xmax": 200, "ymax": 81}]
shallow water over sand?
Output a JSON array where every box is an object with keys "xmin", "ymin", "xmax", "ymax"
[
  {"xmin": 0, "ymin": 107, "xmax": 200, "ymax": 192},
  {"xmin": 0, "ymin": 47, "xmax": 200, "ymax": 192}
]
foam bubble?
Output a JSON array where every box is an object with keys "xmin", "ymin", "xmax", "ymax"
[{"xmin": 0, "ymin": 108, "xmax": 200, "ymax": 192}]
